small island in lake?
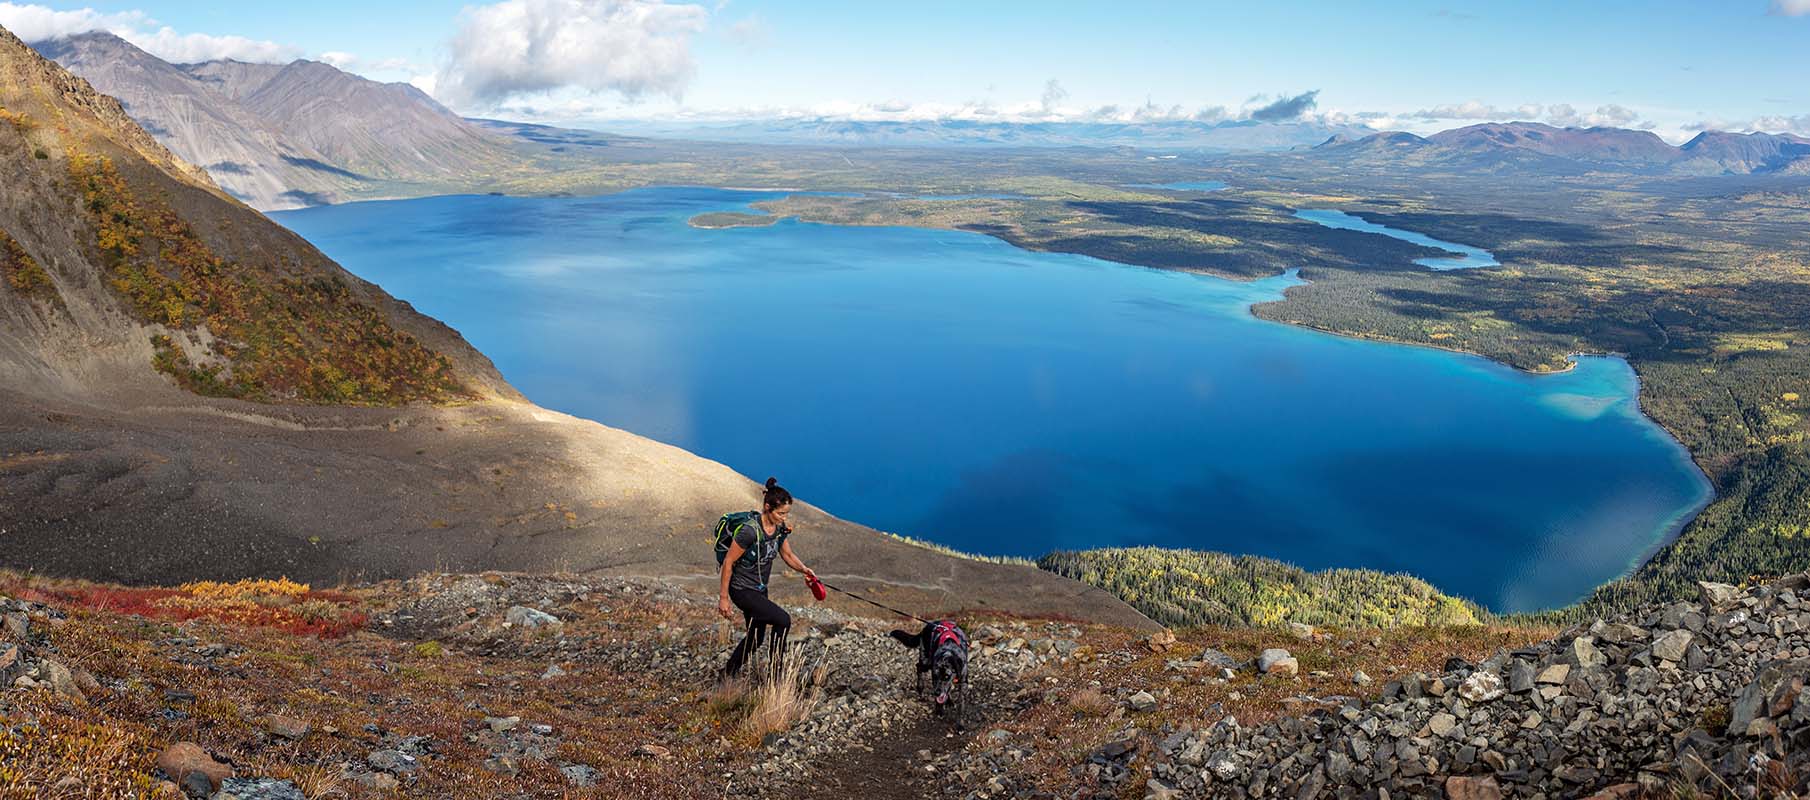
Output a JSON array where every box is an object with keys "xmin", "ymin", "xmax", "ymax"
[{"xmin": 689, "ymin": 211, "xmax": 780, "ymax": 229}]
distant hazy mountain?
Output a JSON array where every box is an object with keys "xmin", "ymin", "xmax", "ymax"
[
  {"xmin": 592, "ymin": 118, "xmax": 1373, "ymax": 151},
  {"xmin": 188, "ymin": 58, "xmax": 517, "ymax": 183},
  {"xmin": 1316, "ymin": 122, "xmax": 1810, "ymax": 175},
  {"xmin": 1675, "ymin": 130, "xmax": 1810, "ymax": 175},
  {"xmin": 32, "ymin": 32, "xmax": 355, "ymax": 210},
  {"xmin": 1426, "ymin": 122, "xmax": 1679, "ymax": 166},
  {"xmin": 34, "ymin": 32, "xmax": 519, "ymax": 210}
]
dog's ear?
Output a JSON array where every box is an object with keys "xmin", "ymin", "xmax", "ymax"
[{"xmin": 889, "ymin": 630, "xmax": 920, "ymax": 647}]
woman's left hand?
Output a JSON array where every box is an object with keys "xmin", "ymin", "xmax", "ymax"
[{"xmin": 803, "ymin": 567, "xmax": 817, "ymax": 582}]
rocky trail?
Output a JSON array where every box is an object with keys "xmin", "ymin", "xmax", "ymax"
[{"xmin": 6, "ymin": 568, "xmax": 1810, "ymax": 797}]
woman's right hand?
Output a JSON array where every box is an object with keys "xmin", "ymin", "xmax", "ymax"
[{"xmin": 718, "ymin": 595, "xmax": 734, "ymax": 620}]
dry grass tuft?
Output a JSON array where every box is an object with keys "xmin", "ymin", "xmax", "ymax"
[
  {"xmin": 712, "ymin": 650, "xmax": 827, "ymax": 745},
  {"xmin": 1067, "ymin": 686, "xmax": 1111, "ymax": 717}
]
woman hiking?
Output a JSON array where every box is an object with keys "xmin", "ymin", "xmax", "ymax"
[{"xmin": 714, "ymin": 477, "xmax": 817, "ymax": 680}]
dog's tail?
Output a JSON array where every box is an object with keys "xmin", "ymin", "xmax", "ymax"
[{"xmin": 889, "ymin": 629, "xmax": 922, "ymax": 647}]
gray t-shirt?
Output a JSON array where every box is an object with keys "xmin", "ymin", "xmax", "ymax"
[{"xmin": 727, "ymin": 512, "xmax": 789, "ymax": 592}]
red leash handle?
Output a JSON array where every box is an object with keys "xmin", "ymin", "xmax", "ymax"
[{"xmin": 806, "ymin": 574, "xmax": 827, "ymax": 602}]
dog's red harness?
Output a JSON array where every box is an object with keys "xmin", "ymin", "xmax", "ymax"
[{"xmin": 933, "ymin": 620, "xmax": 965, "ymax": 648}]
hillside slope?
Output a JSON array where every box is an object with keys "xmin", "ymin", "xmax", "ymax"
[{"xmin": 0, "ymin": 23, "xmax": 1150, "ymax": 629}]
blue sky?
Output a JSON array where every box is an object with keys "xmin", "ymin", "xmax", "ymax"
[{"xmin": 3, "ymin": 0, "xmax": 1807, "ymax": 140}]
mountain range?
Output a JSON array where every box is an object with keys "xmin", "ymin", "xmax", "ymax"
[
  {"xmin": 1314, "ymin": 121, "xmax": 1810, "ymax": 175},
  {"xmin": 593, "ymin": 117, "xmax": 1376, "ymax": 151},
  {"xmin": 32, "ymin": 32, "xmax": 520, "ymax": 210}
]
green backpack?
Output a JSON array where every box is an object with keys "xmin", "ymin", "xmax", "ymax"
[{"xmin": 712, "ymin": 510, "xmax": 763, "ymax": 566}]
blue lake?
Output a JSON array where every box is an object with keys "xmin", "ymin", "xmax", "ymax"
[
  {"xmin": 275, "ymin": 188, "xmax": 1709, "ymax": 612},
  {"xmin": 1297, "ymin": 208, "xmax": 1500, "ymax": 270}
]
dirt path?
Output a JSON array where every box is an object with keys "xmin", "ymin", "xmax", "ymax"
[{"xmin": 803, "ymin": 703, "xmax": 974, "ymax": 800}]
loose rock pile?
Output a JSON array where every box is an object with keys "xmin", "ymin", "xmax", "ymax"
[{"xmin": 1129, "ymin": 575, "xmax": 1810, "ymax": 798}]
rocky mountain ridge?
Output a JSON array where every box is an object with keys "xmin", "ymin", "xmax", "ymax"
[
  {"xmin": 1315, "ymin": 121, "xmax": 1810, "ymax": 175},
  {"xmin": 32, "ymin": 32, "xmax": 520, "ymax": 210}
]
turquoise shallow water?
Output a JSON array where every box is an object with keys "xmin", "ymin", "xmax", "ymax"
[
  {"xmin": 274, "ymin": 188, "xmax": 1710, "ymax": 612},
  {"xmin": 1297, "ymin": 208, "xmax": 1500, "ymax": 270}
]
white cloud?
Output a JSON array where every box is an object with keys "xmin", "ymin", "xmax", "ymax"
[
  {"xmin": 0, "ymin": 3, "xmax": 298, "ymax": 63},
  {"xmin": 1769, "ymin": 0, "xmax": 1810, "ymax": 16},
  {"xmin": 435, "ymin": 0, "xmax": 710, "ymax": 110},
  {"xmin": 1685, "ymin": 114, "xmax": 1810, "ymax": 136},
  {"xmin": 1405, "ymin": 101, "xmax": 1543, "ymax": 121},
  {"xmin": 318, "ymin": 50, "xmax": 359, "ymax": 68},
  {"xmin": 128, "ymin": 27, "xmax": 300, "ymax": 63},
  {"xmin": 0, "ymin": 2, "xmax": 145, "ymax": 40}
]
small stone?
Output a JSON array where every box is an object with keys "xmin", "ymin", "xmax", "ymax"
[
  {"xmin": 504, "ymin": 606, "xmax": 560, "ymax": 628},
  {"xmin": 1427, "ymin": 713, "xmax": 1458, "ymax": 737},
  {"xmin": 1699, "ymin": 581, "xmax": 1741, "ymax": 610},
  {"xmin": 1457, "ymin": 670, "xmax": 1505, "ymax": 702},
  {"xmin": 561, "ymin": 764, "xmax": 598, "ymax": 787},
  {"xmin": 633, "ymin": 743, "xmax": 671, "ymax": 759},
  {"xmin": 1287, "ymin": 622, "xmax": 1315, "ymax": 640},
  {"xmin": 1535, "ymin": 663, "xmax": 1571, "ymax": 685},
  {"xmin": 1258, "ymin": 649, "xmax": 1298, "ymax": 676},
  {"xmin": 1199, "ymin": 647, "xmax": 1239, "ymax": 670},
  {"xmin": 366, "ymin": 749, "xmax": 417, "ymax": 774},
  {"xmin": 485, "ymin": 715, "xmax": 521, "ymax": 733},
  {"xmin": 1507, "ymin": 660, "xmax": 1534, "ymax": 693},
  {"xmin": 1651, "ymin": 629, "xmax": 1693, "ymax": 662},
  {"xmin": 215, "ymin": 778, "xmax": 305, "ymax": 800},
  {"xmin": 181, "ymin": 772, "xmax": 212, "ymax": 799},
  {"xmin": 263, "ymin": 714, "xmax": 310, "ymax": 740},
  {"xmin": 541, "ymin": 664, "xmax": 567, "ymax": 680},
  {"xmin": 1127, "ymin": 690, "xmax": 1158, "ymax": 712},
  {"xmin": 1353, "ymin": 670, "xmax": 1372, "ymax": 686},
  {"xmin": 156, "ymin": 742, "xmax": 231, "ymax": 794},
  {"xmin": 483, "ymin": 754, "xmax": 520, "ymax": 777},
  {"xmin": 1445, "ymin": 775, "xmax": 1503, "ymax": 800},
  {"xmin": 1563, "ymin": 637, "xmax": 1606, "ymax": 669},
  {"xmin": 1594, "ymin": 622, "xmax": 1646, "ymax": 645},
  {"xmin": 39, "ymin": 658, "xmax": 83, "ymax": 701},
  {"xmin": 1, "ymin": 612, "xmax": 26, "ymax": 641}
]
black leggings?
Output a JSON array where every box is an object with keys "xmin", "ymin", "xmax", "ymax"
[{"xmin": 725, "ymin": 587, "xmax": 791, "ymax": 677}]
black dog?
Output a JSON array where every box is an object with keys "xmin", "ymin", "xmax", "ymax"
[{"xmin": 889, "ymin": 620, "xmax": 970, "ymax": 726}]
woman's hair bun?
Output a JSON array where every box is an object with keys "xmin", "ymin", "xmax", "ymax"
[{"xmin": 761, "ymin": 477, "xmax": 793, "ymax": 511}]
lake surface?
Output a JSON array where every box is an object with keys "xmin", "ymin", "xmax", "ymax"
[
  {"xmin": 1297, "ymin": 208, "xmax": 1499, "ymax": 270},
  {"xmin": 275, "ymin": 188, "xmax": 1708, "ymax": 612}
]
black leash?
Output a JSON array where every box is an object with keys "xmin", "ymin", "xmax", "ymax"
[{"xmin": 815, "ymin": 578, "xmax": 934, "ymax": 625}]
